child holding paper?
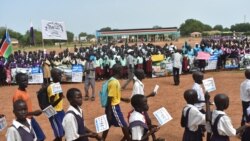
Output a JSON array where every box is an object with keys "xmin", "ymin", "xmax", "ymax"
[
  {"xmin": 6, "ymin": 99, "xmax": 37, "ymax": 141},
  {"xmin": 47, "ymin": 68, "xmax": 65, "ymax": 141},
  {"xmin": 131, "ymin": 69, "xmax": 158, "ymax": 140},
  {"xmin": 210, "ymin": 94, "xmax": 250, "ymax": 141},
  {"xmin": 62, "ymin": 88, "xmax": 101, "ymax": 141},
  {"xmin": 129, "ymin": 95, "xmax": 162, "ymax": 141},
  {"xmin": 13, "ymin": 73, "xmax": 45, "ymax": 141},
  {"xmin": 181, "ymin": 89, "xmax": 206, "ymax": 141}
]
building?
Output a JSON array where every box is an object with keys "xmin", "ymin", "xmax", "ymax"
[{"xmin": 96, "ymin": 27, "xmax": 180, "ymax": 43}]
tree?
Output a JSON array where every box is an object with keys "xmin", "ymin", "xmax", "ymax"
[
  {"xmin": 78, "ymin": 32, "xmax": 87, "ymax": 38},
  {"xmin": 153, "ymin": 25, "xmax": 162, "ymax": 29},
  {"xmin": 231, "ymin": 23, "xmax": 250, "ymax": 32},
  {"xmin": 99, "ymin": 27, "xmax": 112, "ymax": 31},
  {"xmin": 179, "ymin": 19, "xmax": 211, "ymax": 36},
  {"xmin": 67, "ymin": 31, "xmax": 74, "ymax": 42},
  {"xmin": 213, "ymin": 25, "xmax": 223, "ymax": 31},
  {"xmin": 87, "ymin": 34, "xmax": 95, "ymax": 40},
  {"xmin": 223, "ymin": 27, "xmax": 230, "ymax": 31}
]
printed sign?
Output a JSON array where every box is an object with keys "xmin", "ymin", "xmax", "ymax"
[
  {"xmin": 0, "ymin": 116, "xmax": 7, "ymax": 131},
  {"xmin": 95, "ymin": 115, "xmax": 109, "ymax": 133},
  {"xmin": 153, "ymin": 107, "xmax": 173, "ymax": 126},
  {"xmin": 41, "ymin": 20, "xmax": 67, "ymax": 40},
  {"xmin": 72, "ymin": 65, "xmax": 83, "ymax": 82},
  {"xmin": 202, "ymin": 77, "xmax": 216, "ymax": 92},
  {"xmin": 51, "ymin": 82, "xmax": 63, "ymax": 95},
  {"xmin": 43, "ymin": 105, "xmax": 57, "ymax": 118}
]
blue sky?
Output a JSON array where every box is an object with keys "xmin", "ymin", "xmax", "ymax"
[{"xmin": 0, "ymin": 0, "xmax": 249, "ymax": 36}]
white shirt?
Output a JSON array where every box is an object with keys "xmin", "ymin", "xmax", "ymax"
[
  {"xmin": 183, "ymin": 104, "xmax": 206, "ymax": 131},
  {"xmin": 172, "ymin": 52, "xmax": 183, "ymax": 68},
  {"xmin": 131, "ymin": 76, "xmax": 144, "ymax": 97},
  {"xmin": 129, "ymin": 110, "xmax": 146, "ymax": 140},
  {"xmin": 62, "ymin": 105, "xmax": 83, "ymax": 141},
  {"xmin": 137, "ymin": 56, "xmax": 143, "ymax": 64},
  {"xmin": 240, "ymin": 79, "xmax": 250, "ymax": 102},
  {"xmin": 211, "ymin": 110, "xmax": 236, "ymax": 136},
  {"xmin": 6, "ymin": 119, "xmax": 37, "ymax": 141},
  {"xmin": 192, "ymin": 83, "xmax": 205, "ymax": 110}
]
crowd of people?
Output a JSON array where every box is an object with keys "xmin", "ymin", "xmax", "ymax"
[{"xmin": 1, "ymin": 37, "xmax": 250, "ymax": 140}]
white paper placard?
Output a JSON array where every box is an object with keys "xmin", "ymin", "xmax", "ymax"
[
  {"xmin": 153, "ymin": 107, "xmax": 173, "ymax": 126},
  {"xmin": 202, "ymin": 77, "xmax": 216, "ymax": 92},
  {"xmin": 153, "ymin": 84, "xmax": 159, "ymax": 94},
  {"xmin": 51, "ymin": 82, "xmax": 63, "ymax": 95},
  {"xmin": 0, "ymin": 116, "xmax": 7, "ymax": 131},
  {"xmin": 94, "ymin": 115, "xmax": 109, "ymax": 133},
  {"xmin": 72, "ymin": 72, "xmax": 83, "ymax": 82},
  {"xmin": 43, "ymin": 105, "xmax": 57, "ymax": 118}
]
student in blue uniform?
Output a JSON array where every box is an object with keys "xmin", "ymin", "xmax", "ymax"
[
  {"xmin": 181, "ymin": 89, "xmax": 206, "ymax": 141},
  {"xmin": 62, "ymin": 88, "xmax": 101, "ymax": 141}
]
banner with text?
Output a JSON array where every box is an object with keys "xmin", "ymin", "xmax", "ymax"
[{"xmin": 41, "ymin": 20, "xmax": 67, "ymax": 40}]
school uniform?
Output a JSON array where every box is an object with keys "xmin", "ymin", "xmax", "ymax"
[
  {"xmin": 128, "ymin": 110, "xmax": 148, "ymax": 141},
  {"xmin": 240, "ymin": 79, "xmax": 250, "ymax": 125},
  {"xmin": 106, "ymin": 78, "xmax": 128, "ymax": 127},
  {"xmin": 62, "ymin": 105, "xmax": 88, "ymax": 141},
  {"xmin": 192, "ymin": 83, "xmax": 205, "ymax": 112},
  {"xmin": 210, "ymin": 110, "xmax": 236, "ymax": 141},
  {"xmin": 6, "ymin": 119, "xmax": 37, "ymax": 141},
  {"xmin": 182, "ymin": 104, "xmax": 205, "ymax": 141},
  {"xmin": 131, "ymin": 76, "xmax": 144, "ymax": 97},
  {"xmin": 47, "ymin": 83, "xmax": 65, "ymax": 138}
]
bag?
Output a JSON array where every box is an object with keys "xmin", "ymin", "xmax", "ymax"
[
  {"xmin": 99, "ymin": 77, "xmax": 115, "ymax": 107},
  {"xmin": 37, "ymin": 84, "xmax": 50, "ymax": 110}
]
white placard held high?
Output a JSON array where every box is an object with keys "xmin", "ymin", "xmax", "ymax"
[
  {"xmin": 43, "ymin": 105, "xmax": 57, "ymax": 118},
  {"xmin": 202, "ymin": 77, "xmax": 216, "ymax": 92},
  {"xmin": 0, "ymin": 116, "xmax": 7, "ymax": 131},
  {"xmin": 51, "ymin": 82, "xmax": 63, "ymax": 95},
  {"xmin": 153, "ymin": 107, "xmax": 172, "ymax": 126},
  {"xmin": 95, "ymin": 115, "xmax": 109, "ymax": 133}
]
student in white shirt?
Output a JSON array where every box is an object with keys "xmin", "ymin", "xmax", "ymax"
[
  {"xmin": 192, "ymin": 71, "xmax": 205, "ymax": 112},
  {"xmin": 6, "ymin": 99, "xmax": 37, "ymax": 141},
  {"xmin": 62, "ymin": 88, "xmax": 101, "ymax": 141},
  {"xmin": 210, "ymin": 94, "xmax": 249, "ymax": 141},
  {"xmin": 240, "ymin": 69, "xmax": 250, "ymax": 126},
  {"xmin": 181, "ymin": 89, "xmax": 206, "ymax": 141},
  {"xmin": 129, "ymin": 95, "xmax": 162, "ymax": 141}
]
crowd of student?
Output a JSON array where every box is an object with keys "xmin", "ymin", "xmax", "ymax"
[
  {"xmin": 2, "ymin": 63, "xmax": 250, "ymax": 141},
  {"xmin": 1, "ymin": 38, "xmax": 250, "ymax": 140},
  {"xmin": 1, "ymin": 37, "xmax": 250, "ymax": 86}
]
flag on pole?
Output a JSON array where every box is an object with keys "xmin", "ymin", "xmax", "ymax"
[
  {"xmin": 0, "ymin": 31, "xmax": 13, "ymax": 58},
  {"xmin": 30, "ymin": 22, "xmax": 35, "ymax": 45}
]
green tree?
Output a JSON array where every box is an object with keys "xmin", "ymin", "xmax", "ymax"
[
  {"xmin": 153, "ymin": 25, "xmax": 162, "ymax": 29},
  {"xmin": 223, "ymin": 27, "xmax": 230, "ymax": 31},
  {"xmin": 179, "ymin": 19, "xmax": 212, "ymax": 36},
  {"xmin": 67, "ymin": 31, "xmax": 74, "ymax": 42},
  {"xmin": 213, "ymin": 25, "xmax": 223, "ymax": 31},
  {"xmin": 231, "ymin": 23, "xmax": 250, "ymax": 32},
  {"xmin": 87, "ymin": 34, "xmax": 95, "ymax": 40},
  {"xmin": 78, "ymin": 32, "xmax": 87, "ymax": 39},
  {"xmin": 99, "ymin": 27, "xmax": 112, "ymax": 31}
]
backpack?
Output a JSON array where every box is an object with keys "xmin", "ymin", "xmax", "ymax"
[
  {"xmin": 37, "ymin": 84, "xmax": 50, "ymax": 110},
  {"xmin": 99, "ymin": 77, "xmax": 115, "ymax": 107}
]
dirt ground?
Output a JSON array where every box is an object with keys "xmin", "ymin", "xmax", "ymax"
[{"xmin": 0, "ymin": 70, "xmax": 245, "ymax": 141}]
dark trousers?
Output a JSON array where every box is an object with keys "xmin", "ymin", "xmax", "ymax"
[
  {"xmin": 173, "ymin": 67, "xmax": 180, "ymax": 85},
  {"xmin": 241, "ymin": 101, "xmax": 250, "ymax": 125}
]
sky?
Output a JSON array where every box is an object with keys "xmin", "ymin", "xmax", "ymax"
[{"xmin": 1, "ymin": 0, "xmax": 250, "ymax": 36}]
